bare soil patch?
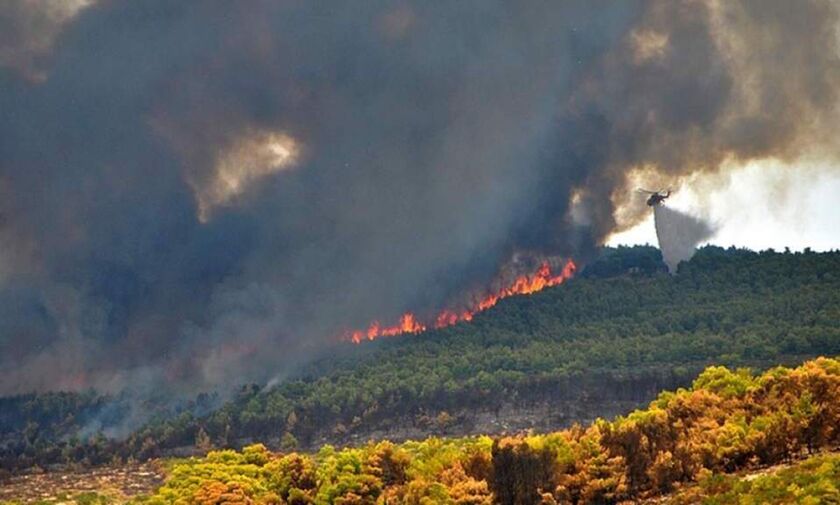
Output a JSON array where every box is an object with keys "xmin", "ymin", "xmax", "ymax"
[{"xmin": 0, "ymin": 462, "xmax": 164, "ymax": 503}]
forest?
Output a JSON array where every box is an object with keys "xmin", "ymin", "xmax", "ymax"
[
  {"xmin": 7, "ymin": 356, "xmax": 835, "ymax": 504},
  {"xmin": 2, "ymin": 246, "xmax": 839, "ymax": 472}
]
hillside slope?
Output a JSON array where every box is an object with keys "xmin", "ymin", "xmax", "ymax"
[
  {"xmin": 144, "ymin": 247, "xmax": 838, "ymax": 450},
  {"xmin": 3, "ymin": 246, "xmax": 840, "ymax": 470},
  {"xmin": 17, "ymin": 356, "xmax": 834, "ymax": 505}
]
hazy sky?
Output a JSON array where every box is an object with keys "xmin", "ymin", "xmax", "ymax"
[{"xmin": 608, "ymin": 157, "xmax": 840, "ymax": 252}]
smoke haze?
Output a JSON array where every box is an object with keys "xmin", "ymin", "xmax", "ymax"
[
  {"xmin": 0, "ymin": 0, "xmax": 838, "ymax": 395},
  {"xmin": 654, "ymin": 206, "xmax": 715, "ymax": 273}
]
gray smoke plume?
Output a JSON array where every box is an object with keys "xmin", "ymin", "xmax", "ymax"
[
  {"xmin": 0, "ymin": 0, "xmax": 838, "ymax": 395},
  {"xmin": 654, "ymin": 206, "xmax": 715, "ymax": 273}
]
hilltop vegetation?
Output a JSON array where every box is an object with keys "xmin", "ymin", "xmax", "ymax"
[
  {"xmin": 66, "ymin": 357, "xmax": 840, "ymax": 505},
  {"xmin": 3, "ymin": 246, "xmax": 840, "ymax": 470},
  {"xmin": 128, "ymin": 247, "xmax": 839, "ymax": 456}
]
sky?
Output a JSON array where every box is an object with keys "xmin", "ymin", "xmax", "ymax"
[
  {"xmin": 1, "ymin": 0, "xmax": 839, "ymax": 395},
  {"xmin": 608, "ymin": 158, "xmax": 840, "ymax": 252}
]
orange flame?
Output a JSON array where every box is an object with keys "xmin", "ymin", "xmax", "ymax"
[{"xmin": 345, "ymin": 259, "xmax": 576, "ymax": 343}]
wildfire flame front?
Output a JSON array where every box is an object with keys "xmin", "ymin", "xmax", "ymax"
[{"xmin": 345, "ymin": 259, "xmax": 577, "ymax": 343}]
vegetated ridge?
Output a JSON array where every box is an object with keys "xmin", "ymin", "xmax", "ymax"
[
  {"xmin": 2, "ymin": 246, "xmax": 839, "ymax": 472},
  {"xmin": 24, "ymin": 356, "xmax": 837, "ymax": 505}
]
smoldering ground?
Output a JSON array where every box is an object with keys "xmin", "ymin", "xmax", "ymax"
[{"xmin": 0, "ymin": 0, "xmax": 838, "ymax": 396}]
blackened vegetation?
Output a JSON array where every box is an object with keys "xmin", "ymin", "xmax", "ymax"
[
  {"xmin": 490, "ymin": 440, "xmax": 557, "ymax": 505},
  {"xmin": 2, "ymin": 246, "xmax": 840, "ymax": 472}
]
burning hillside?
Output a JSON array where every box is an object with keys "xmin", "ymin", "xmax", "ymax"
[
  {"xmin": 345, "ymin": 259, "xmax": 576, "ymax": 343},
  {"xmin": 1, "ymin": 0, "xmax": 838, "ymax": 394}
]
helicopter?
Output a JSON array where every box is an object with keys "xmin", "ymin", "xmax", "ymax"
[{"xmin": 638, "ymin": 188, "xmax": 671, "ymax": 207}]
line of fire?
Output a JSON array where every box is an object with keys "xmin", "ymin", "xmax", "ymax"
[{"xmin": 343, "ymin": 259, "xmax": 577, "ymax": 343}]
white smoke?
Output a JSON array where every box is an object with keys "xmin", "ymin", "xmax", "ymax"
[{"xmin": 654, "ymin": 205, "xmax": 715, "ymax": 273}]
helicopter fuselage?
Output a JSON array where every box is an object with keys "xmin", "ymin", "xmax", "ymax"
[{"xmin": 646, "ymin": 192, "xmax": 670, "ymax": 207}]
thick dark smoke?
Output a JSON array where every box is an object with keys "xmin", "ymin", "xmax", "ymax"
[{"xmin": 0, "ymin": 0, "xmax": 838, "ymax": 395}]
